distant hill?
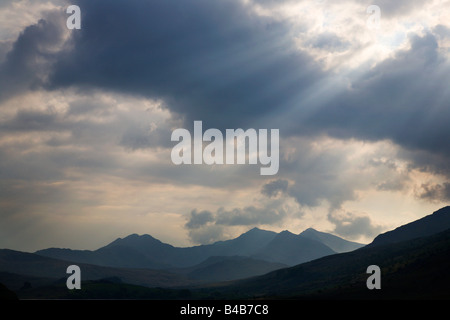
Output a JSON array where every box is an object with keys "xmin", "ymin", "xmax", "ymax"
[
  {"xmin": 35, "ymin": 234, "xmax": 174, "ymax": 269},
  {"xmin": 171, "ymin": 256, "xmax": 287, "ymax": 282},
  {"xmin": 0, "ymin": 249, "xmax": 194, "ymax": 288},
  {"xmin": 300, "ymin": 228, "xmax": 365, "ymax": 253},
  {"xmin": 253, "ymin": 230, "xmax": 336, "ymax": 266},
  {"xmin": 369, "ymin": 206, "xmax": 450, "ymax": 247}
]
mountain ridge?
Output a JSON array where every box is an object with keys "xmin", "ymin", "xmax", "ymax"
[
  {"xmin": 36, "ymin": 227, "xmax": 356, "ymax": 269},
  {"xmin": 3, "ymin": 206, "xmax": 450, "ymax": 299},
  {"xmin": 369, "ymin": 206, "xmax": 450, "ymax": 247}
]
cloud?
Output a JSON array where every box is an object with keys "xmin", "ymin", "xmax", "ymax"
[
  {"xmin": 0, "ymin": 10, "xmax": 68, "ymax": 102},
  {"xmin": 327, "ymin": 209, "xmax": 384, "ymax": 240},
  {"xmin": 415, "ymin": 182, "xmax": 450, "ymax": 203},
  {"xmin": 261, "ymin": 179, "xmax": 289, "ymax": 197},
  {"xmin": 186, "ymin": 224, "xmax": 226, "ymax": 245},
  {"xmin": 306, "ymin": 32, "xmax": 350, "ymax": 53},
  {"xmin": 4, "ymin": 1, "xmax": 450, "ymax": 168},
  {"xmin": 45, "ymin": 0, "xmax": 324, "ymax": 130},
  {"xmin": 296, "ymin": 31, "xmax": 450, "ymax": 177},
  {"xmin": 215, "ymin": 204, "xmax": 288, "ymax": 226},
  {"xmin": 1, "ymin": 0, "xmax": 450, "ymax": 250},
  {"xmin": 185, "ymin": 209, "xmax": 215, "ymax": 229},
  {"xmin": 184, "ymin": 197, "xmax": 296, "ymax": 244},
  {"xmin": 185, "ymin": 202, "xmax": 288, "ymax": 229},
  {"xmin": 361, "ymin": 0, "xmax": 429, "ymax": 18}
]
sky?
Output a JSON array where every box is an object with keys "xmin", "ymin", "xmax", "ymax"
[{"xmin": 1, "ymin": 0, "xmax": 450, "ymax": 252}]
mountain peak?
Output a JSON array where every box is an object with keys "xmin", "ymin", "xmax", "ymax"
[
  {"xmin": 246, "ymin": 227, "xmax": 264, "ymax": 233},
  {"xmin": 101, "ymin": 233, "xmax": 169, "ymax": 251},
  {"xmin": 123, "ymin": 233, "xmax": 155, "ymax": 240},
  {"xmin": 276, "ymin": 230, "xmax": 297, "ymax": 239},
  {"xmin": 238, "ymin": 227, "xmax": 277, "ymax": 239},
  {"xmin": 299, "ymin": 228, "xmax": 365, "ymax": 253},
  {"xmin": 301, "ymin": 228, "xmax": 318, "ymax": 234}
]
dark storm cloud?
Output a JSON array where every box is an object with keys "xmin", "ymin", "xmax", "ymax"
[
  {"xmin": 299, "ymin": 31, "xmax": 450, "ymax": 177},
  {"xmin": 0, "ymin": 41, "xmax": 11, "ymax": 63},
  {"xmin": 4, "ymin": 0, "xmax": 448, "ymax": 169},
  {"xmin": 47, "ymin": 0, "xmax": 324, "ymax": 129},
  {"xmin": 0, "ymin": 12, "xmax": 66, "ymax": 102},
  {"xmin": 1, "ymin": 0, "xmax": 449, "ymax": 210}
]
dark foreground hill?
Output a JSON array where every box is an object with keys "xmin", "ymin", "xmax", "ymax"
[
  {"xmin": 3, "ymin": 207, "xmax": 450, "ymax": 299},
  {"xmin": 369, "ymin": 206, "xmax": 450, "ymax": 247},
  {"xmin": 0, "ymin": 282, "xmax": 18, "ymax": 300},
  {"xmin": 215, "ymin": 227, "xmax": 450, "ymax": 299},
  {"xmin": 7, "ymin": 226, "xmax": 450, "ymax": 299}
]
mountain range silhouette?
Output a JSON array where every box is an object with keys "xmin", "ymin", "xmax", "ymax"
[
  {"xmin": 34, "ymin": 226, "xmax": 363, "ymax": 269},
  {"xmin": 1, "ymin": 206, "xmax": 450, "ymax": 299}
]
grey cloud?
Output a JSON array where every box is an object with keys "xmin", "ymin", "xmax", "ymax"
[
  {"xmin": 307, "ymin": 32, "xmax": 350, "ymax": 52},
  {"xmin": 120, "ymin": 124, "xmax": 174, "ymax": 150},
  {"xmin": 1, "ymin": 108, "xmax": 61, "ymax": 132},
  {"xmin": 0, "ymin": 40, "xmax": 12, "ymax": 63},
  {"xmin": 249, "ymin": 0, "xmax": 303, "ymax": 7},
  {"xmin": 261, "ymin": 179, "xmax": 289, "ymax": 197},
  {"xmin": 184, "ymin": 199, "xmax": 293, "ymax": 243},
  {"xmin": 187, "ymin": 224, "xmax": 226, "ymax": 245},
  {"xmin": 185, "ymin": 202, "xmax": 288, "ymax": 229},
  {"xmin": 6, "ymin": 1, "xmax": 449, "ymax": 175},
  {"xmin": 278, "ymin": 141, "xmax": 358, "ymax": 209},
  {"xmin": 376, "ymin": 178, "xmax": 408, "ymax": 192},
  {"xmin": 298, "ymin": 31, "xmax": 450, "ymax": 177},
  {"xmin": 215, "ymin": 204, "xmax": 287, "ymax": 226},
  {"xmin": 0, "ymin": 11, "xmax": 66, "ymax": 102},
  {"xmin": 185, "ymin": 209, "xmax": 215, "ymax": 229},
  {"xmin": 415, "ymin": 182, "xmax": 450, "ymax": 203},
  {"xmin": 46, "ymin": 0, "xmax": 324, "ymax": 130},
  {"xmin": 363, "ymin": 0, "xmax": 429, "ymax": 18},
  {"xmin": 328, "ymin": 210, "xmax": 384, "ymax": 240},
  {"xmin": 433, "ymin": 24, "xmax": 450, "ymax": 38},
  {"xmin": 1, "ymin": 0, "xmax": 449, "ymax": 250}
]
